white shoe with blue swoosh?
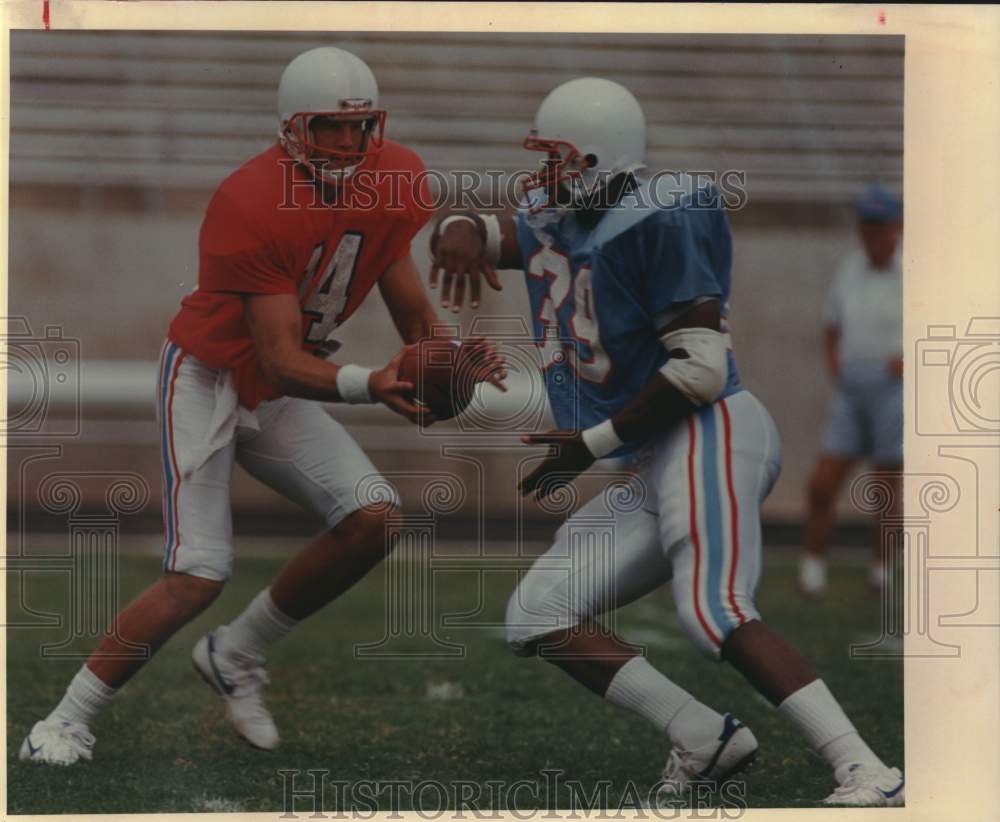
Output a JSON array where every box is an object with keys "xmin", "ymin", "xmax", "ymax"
[
  {"xmin": 192, "ymin": 627, "xmax": 279, "ymax": 751},
  {"xmin": 18, "ymin": 719, "xmax": 95, "ymax": 766},
  {"xmin": 823, "ymin": 762, "xmax": 905, "ymax": 806},
  {"xmin": 659, "ymin": 713, "xmax": 758, "ymax": 796}
]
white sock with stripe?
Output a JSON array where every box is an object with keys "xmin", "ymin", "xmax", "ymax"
[
  {"xmin": 778, "ymin": 679, "xmax": 884, "ymax": 781},
  {"xmin": 217, "ymin": 588, "xmax": 299, "ymax": 661},
  {"xmin": 48, "ymin": 665, "xmax": 117, "ymax": 728},
  {"xmin": 604, "ymin": 656, "xmax": 724, "ymax": 749}
]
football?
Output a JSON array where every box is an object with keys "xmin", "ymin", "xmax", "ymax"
[{"xmin": 399, "ymin": 339, "xmax": 475, "ymax": 420}]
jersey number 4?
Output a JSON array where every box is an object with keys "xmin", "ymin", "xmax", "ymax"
[
  {"xmin": 300, "ymin": 232, "xmax": 363, "ymax": 344},
  {"xmin": 527, "ymin": 246, "xmax": 611, "ymax": 384}
]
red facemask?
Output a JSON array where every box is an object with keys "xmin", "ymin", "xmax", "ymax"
[
  {"xmin": 282, "ymin": 109, "xmax": 387, "ymax": 179},
  {"xmin": 521, "ymin": 130, "xmax": 594, "ymax": 210}
]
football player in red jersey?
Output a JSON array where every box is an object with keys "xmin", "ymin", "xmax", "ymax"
[{"xmin": 20, "ymin": 47, "xmax": 504, "ymax": 765}]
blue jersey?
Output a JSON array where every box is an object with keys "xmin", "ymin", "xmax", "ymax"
[{"xmin": 515, "ymin": 177, "xmax": 743, "ymax": 452}]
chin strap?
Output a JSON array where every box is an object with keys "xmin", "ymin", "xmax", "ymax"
[{"xmin": 278, "ymin": 122, "xmax": 368, "ymax": 184}]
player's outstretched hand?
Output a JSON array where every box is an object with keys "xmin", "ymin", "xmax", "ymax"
[
  {"xmin": 370, "ymin": 345, "xmax": 437, "ymax": 426},
  {"xmin": 518, "ymin": 430, "xmax": 596, "ymax": 499},
  {"xmin": 429, "ymin": 217, "xmax": 502, "ymax": 312},
  {"xmin": 457, "ymin": 336, "xmax": 508, "ymax": 392}
]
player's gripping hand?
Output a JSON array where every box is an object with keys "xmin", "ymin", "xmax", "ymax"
[
  {"xmin": 518, "ymin": 430, "xmax": 595, "ymax": 500},
  {"xmin": 369, "ymin": 345, "xmax": 437, "ymax": 426},
  {"xmin": 429, "ymin": 217, "xmax": 502, "ymax": 312}
]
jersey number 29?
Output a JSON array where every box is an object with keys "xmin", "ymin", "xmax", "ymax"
[{"xmin": 527, "ymin": 246, "xmax": 611, "ymax": 384}]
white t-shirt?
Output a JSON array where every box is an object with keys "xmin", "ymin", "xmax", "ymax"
[{"xmin": 823, "ymin": 247, "xmax": 902, "ymax": 365}]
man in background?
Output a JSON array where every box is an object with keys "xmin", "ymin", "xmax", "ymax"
[{"xmin": 799, "ymin": 184, "xmax": 903, "ymax": 598}]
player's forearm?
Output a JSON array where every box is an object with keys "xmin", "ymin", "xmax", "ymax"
[
  {"xmin": 396, "ymin": 304, "xmax": 443, "ymax": 345},
  {"xmin": 380, "ymin": 253, "xmax": 453, "ymax": 343},
  {"xmin": 611, "ymin": 373, "xmax": 699, "ymax": 444},
  {"xmin": 490, "ymin": 212, "xmax": 522, "ymax": 270},
  {"xmin": 581, "ymin": 313, "xmax": 727, "ymax": 459},
  {"xmin": 261, "ymin": 349, "xmax": 355, "ymax": 403}
]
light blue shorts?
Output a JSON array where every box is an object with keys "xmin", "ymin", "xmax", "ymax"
[{"xmin": 821, "ymin": 361, "xmax": 903, "ymax": 465}]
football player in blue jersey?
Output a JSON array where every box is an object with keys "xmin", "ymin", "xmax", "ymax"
[{"xmin": 429, "ymin": 77, "xmax": 903, "ymax": 807}]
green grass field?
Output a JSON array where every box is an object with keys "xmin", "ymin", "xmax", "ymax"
[{"xmin": 6, "ymin": 546, "xmax": 902, "ymax": 814}]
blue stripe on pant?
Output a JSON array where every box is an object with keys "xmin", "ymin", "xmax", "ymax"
[{"xmin": 699, "ymin": 403, "xmax": 738, "ymax": 639}]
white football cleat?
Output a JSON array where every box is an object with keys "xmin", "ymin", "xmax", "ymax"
[
  {"xmin": 18, "ymin": 718, "xmax": 95, "ymax": 766},
  {"xmin": 659, "ymin": 714, "xmax": 758, "ymax": 796},
  {"xmin": 823, "ymin": 762, "xmax": 904, "ymax": 806},
  {"xmin": 799, "ymin": 555, "xmax": 827, "ymax": 598},
  {"xmin": 192, "ymin": 628, "xmax": 279, "ymax": 751}
]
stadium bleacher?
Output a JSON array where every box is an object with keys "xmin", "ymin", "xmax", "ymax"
[{"xmin": 11, "ymin": 31, "xmax": 902, "ymax": 201}]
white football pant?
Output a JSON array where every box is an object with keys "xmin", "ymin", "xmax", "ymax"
[
  {"xmin": 156, "ymin": 339, "xmax": 398, "ymax": 581},
  {"xmin": 506, "ymin": 389, "xmax": 782, "ymax": 659}
]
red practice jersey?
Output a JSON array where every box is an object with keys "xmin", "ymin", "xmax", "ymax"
[{"xmin": 169, "ymin": 140, "xmax": 433, "ymax": 409}]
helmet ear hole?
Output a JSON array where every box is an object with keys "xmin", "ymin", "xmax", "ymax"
[{"xmin": 530, "ymin": 77, "xmax": 647, "ymax": 186}]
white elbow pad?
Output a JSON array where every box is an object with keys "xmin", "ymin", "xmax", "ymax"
[{"xmin": 658, "ymin": 327, "xmax": 728, "ymax": 406}]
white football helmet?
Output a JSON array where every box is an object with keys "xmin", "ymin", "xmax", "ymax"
[
  {"xmin": 277, "ymin": 47, "xmax": 386, "ymax": 183},
  {"xmin": 523, "ymin": 77, "xmax": 646, "ymax": 210}
]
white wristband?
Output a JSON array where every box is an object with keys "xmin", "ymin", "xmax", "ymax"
[
  {"xmin": 581, "ymin": 419, "xmax": 625, "ymax": 459},
  {"xmin": 481, "ymin": 213, "xmax": 502, "ymax": 266},
  {"xmin": 439, "ymin": 214, "xmax": 478, "ymax": 233},
  {"xmin": 336, "ymin": 364, "xmax": 374, "ymax": 404}
]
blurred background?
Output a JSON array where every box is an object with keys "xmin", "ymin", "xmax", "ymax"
[{"xmin": 6, "ymin": 31, "xmax": 903, "ymax": 542}]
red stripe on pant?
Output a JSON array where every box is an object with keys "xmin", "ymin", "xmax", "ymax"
[
  {"xmin": 720, "ymin": 400, "xmax": 747, "ymax": 626},
  {"xmin": 687, "ymin": 415, "xmax": 722, "ymax": 648}
]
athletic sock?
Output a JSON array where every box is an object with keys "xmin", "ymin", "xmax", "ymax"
[
  {"xmin": 217, "ymin": 588, "xmax": 299, "ymax": 661},
  {"xmin": 604, "ymin": 656, "xmax": 724, "ymax": 749},
  {"xmin": 777, "ymin": 678, "xmax": 884, "ymax": 780},
  {"xmin": 799, "ymin": 555, "xmax": 828, "ymax": 595},
  {"xmin": 48, "ymin": 665, "xmax": 117, "ymax": 727}
]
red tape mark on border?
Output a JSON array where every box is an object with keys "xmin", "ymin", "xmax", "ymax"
[{"xmin": 43, "ymin": 0, "xmax": 50, "ymax": 30}]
